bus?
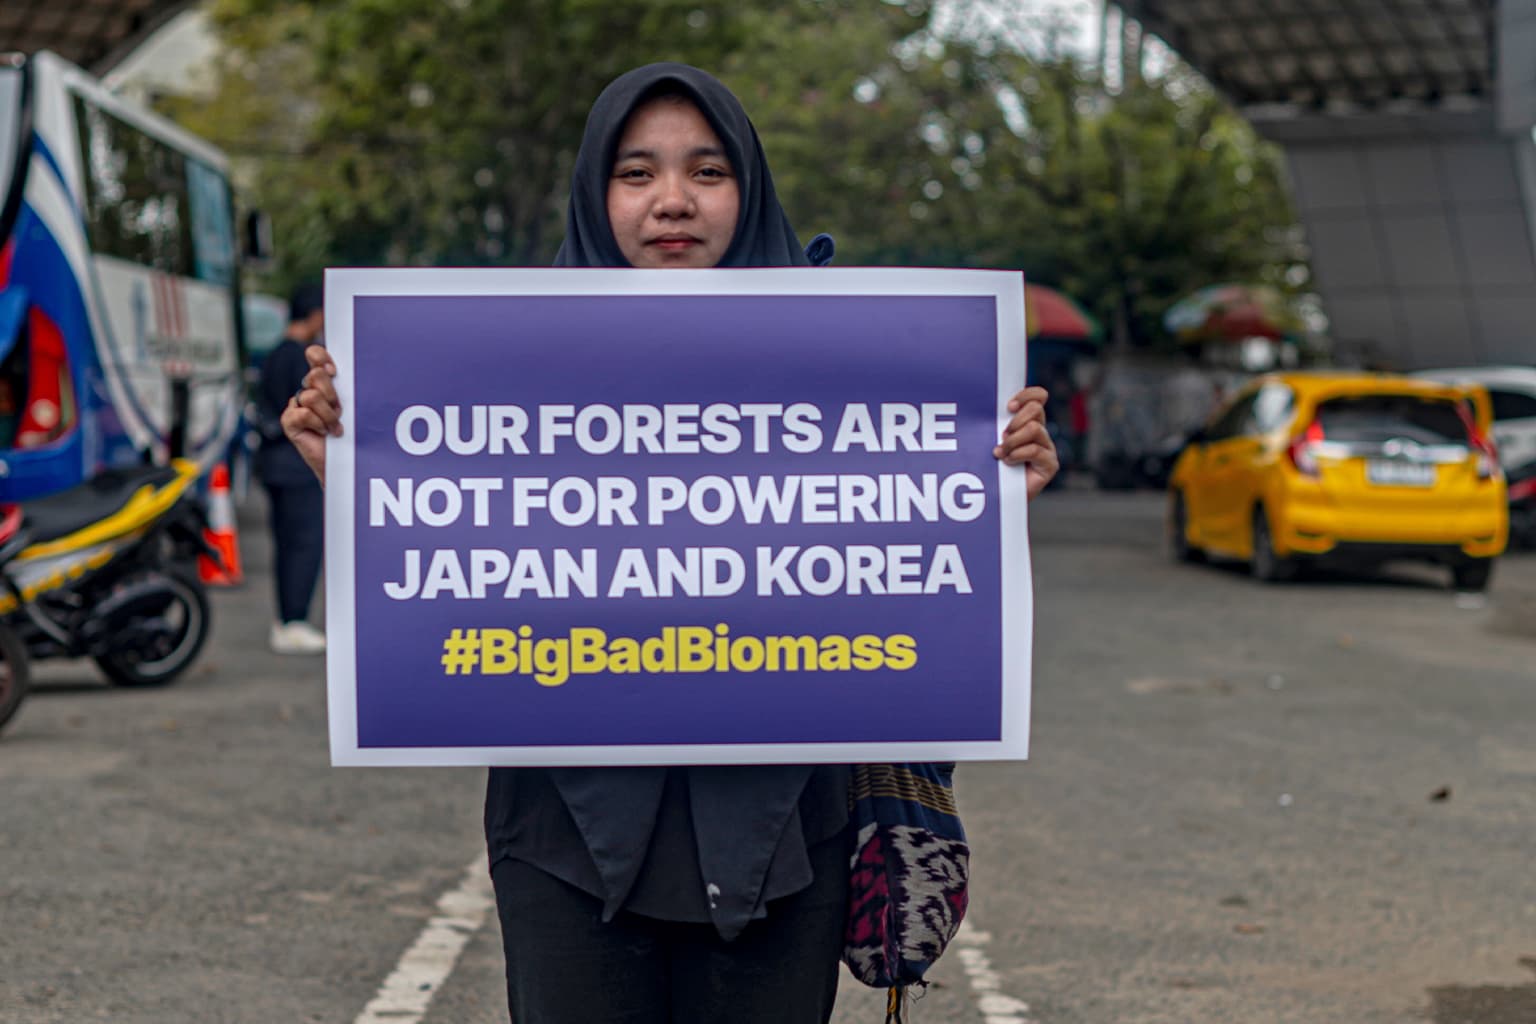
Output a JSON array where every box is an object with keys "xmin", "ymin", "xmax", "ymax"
[{"xmin": 0, "ymin": 49, "xmax": 252, "ymax": 500}]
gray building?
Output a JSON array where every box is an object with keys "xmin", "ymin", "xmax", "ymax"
[{"xmin": 1123, "ymin": 0, "xmax": 1536, "ymax": 369}]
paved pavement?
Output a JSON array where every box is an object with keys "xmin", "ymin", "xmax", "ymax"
[{"xmin": 2, "ymin": 488, "xmax": 1533, "ymax": 1023}]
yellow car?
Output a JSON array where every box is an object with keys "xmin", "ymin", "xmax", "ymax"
[{"xmin": 1167, "ymin": 372, "xmax": 1508, "ymax": 590}]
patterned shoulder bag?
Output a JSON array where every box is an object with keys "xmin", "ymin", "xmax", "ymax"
[{"xmin": 842, "ymin": 762, "xmax": 970, "ymax": 1022}]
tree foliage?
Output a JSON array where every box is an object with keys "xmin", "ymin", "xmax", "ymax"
[
  {"xmin": 981, "ymin": 56, "xmax": 1303, "ymax": 345},
  {"xmin": 164, "ymin": 0, "xmax": 1302, "ymax": 348}
]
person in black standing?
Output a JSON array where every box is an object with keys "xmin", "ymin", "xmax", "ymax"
[
  {"xmin": 258, "ymin": 282, "xmax": 327, "ymax": 655},
  {"xmin": 282, "ymin": 64, "xmax": 1060, "ymax": 1022}
]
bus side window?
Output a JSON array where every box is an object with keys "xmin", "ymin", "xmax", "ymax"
[
  {"xmin": 75, "ymin": 98, "xmax": 193, "ymax": 274},
  {"xmin": 186, "ymin": 159, "xmax": 235, "ymax": 286}
]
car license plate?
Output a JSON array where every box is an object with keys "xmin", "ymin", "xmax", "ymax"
[{"xmin": 1367, "ymin": 461, "xmax": 1435, "ymax": 486}]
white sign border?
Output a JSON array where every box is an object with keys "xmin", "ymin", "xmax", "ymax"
[{"xmin": 324, "ymin": 267, "xmax": 1031, "ymax": 767}]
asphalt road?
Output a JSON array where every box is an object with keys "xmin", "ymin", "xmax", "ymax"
[{"xmin": 2, "ymin": 489, "xmax": 1533, "ymax": 1023}]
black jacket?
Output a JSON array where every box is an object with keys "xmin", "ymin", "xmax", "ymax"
[{"xmin": 256, "ymin": 338, "xmax": 318, "ymax": 487}]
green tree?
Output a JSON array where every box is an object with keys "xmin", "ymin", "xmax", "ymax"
[
  {"xmin": 732, "ymin": 17, "xmax": 1303, "ymax": 349},
  {"xmin": 999, "ymin": 57, "xmax": 1302, "ymax": 347},
  {"xmin": 850, "ymin": 41, "xmax": 1303, "ymax": 346},
  {"xmin": 717, "ymin": 3, "xmax": 1015, "ymax": 268},
  {"xmin": 164, "ymin": 0, "xmax": 1302, "ymax": 347},
  {"xmin": 169, "ymin": 0, "xmax": 936, "ymax": 289}
]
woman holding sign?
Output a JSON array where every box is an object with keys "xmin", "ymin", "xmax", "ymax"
[{"xmin": 283, "ymin": 63, "xmax": 1057, "ymax": 1024}]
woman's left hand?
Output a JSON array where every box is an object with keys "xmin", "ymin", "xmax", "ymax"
[{"xmin": 994, "ymin": 386, "xmax": 1060, "ymax": 499}]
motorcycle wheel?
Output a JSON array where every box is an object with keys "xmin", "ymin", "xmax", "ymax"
[
  {"xmin": 94, "ymin": 570, "xmax": 211, "ymax": 687},
  {"xmin": 0, "ymin": 622, "xmax": 31, "ymax": 732}
]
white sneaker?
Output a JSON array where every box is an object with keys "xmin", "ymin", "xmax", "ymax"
[{"xmin": 271, "ymin": 620, "xmax": 327, "ymax": 655}]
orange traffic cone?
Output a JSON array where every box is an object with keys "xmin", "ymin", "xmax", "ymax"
[{"xmin": 198, "ymin": 462, "xmax": 244, "ymax": 586}]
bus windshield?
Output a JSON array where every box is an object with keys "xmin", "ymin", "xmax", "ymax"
[{"xmin": 0, "ymin": 66, "xmax": 22, "ymax": 235}]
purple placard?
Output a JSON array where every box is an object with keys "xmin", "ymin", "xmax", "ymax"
[{"xmin": 325, "ymin": 269, "xmax": 1031, "ymax": 766}]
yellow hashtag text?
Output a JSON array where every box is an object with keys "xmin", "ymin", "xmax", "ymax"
[{"xmin": 438, "ymin": 625, "xmax": 918, "ymax": 686}]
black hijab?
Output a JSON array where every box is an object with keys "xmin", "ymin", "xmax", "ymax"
[{"xmin": 554, "ymin": 62, "xmax": 810, "ymax": 269}]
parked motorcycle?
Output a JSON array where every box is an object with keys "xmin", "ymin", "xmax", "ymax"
[
  {"xmin": 0, "ymin": 504, "xmax": 32, "ymax": 733},
  {"xmin": 1509, "ymin": 457, "xmax": 1536, "ymax": 550},
  {"xmin": 0, "ymin": 460, "xmax": 216, "ymax": 687}
]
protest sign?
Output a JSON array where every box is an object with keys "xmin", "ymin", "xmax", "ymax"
[{"xmin": 324, "ymin": 268, "xmax": 1030, "ymax": 766}]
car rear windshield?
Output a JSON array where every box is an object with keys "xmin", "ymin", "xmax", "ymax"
[
  {"xmin": 1490, "ymin": 388, "xmax": 1536, "ymax": 422},
  {"xmin": 1315, "ymin": 395, "xmax": 1468, "ymax": 445}
]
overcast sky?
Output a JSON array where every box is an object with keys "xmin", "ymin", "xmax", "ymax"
[{"xmin": 938, "ymin": 0, "xmax": 1106, "ymax": 58}]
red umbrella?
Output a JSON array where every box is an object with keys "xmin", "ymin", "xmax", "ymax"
[
  {"xmin": 1164, "ymin": 284, "xmax": 1298, "ymax": 342},
  {"xmin": 1025, "ymin": 283, "xmax": 1100, "ymax": 341}
]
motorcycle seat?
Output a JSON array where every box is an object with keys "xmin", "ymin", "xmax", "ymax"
[{"xmin": 20, "ymin": 465, "xmax": 184, "ymax": 544}]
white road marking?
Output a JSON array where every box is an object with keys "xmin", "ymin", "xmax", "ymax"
[
  {"xmin": 952, "ymin": 920, "xmax": 1037, "ymax": 1024},
  {"xmin": 353, "ymin": 858, "xmax": 495, "ymax": 1024}
]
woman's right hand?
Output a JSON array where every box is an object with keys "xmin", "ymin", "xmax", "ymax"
[{"xmin": 281, "ymin": 343, "xmax": 342, "ymax": 486}]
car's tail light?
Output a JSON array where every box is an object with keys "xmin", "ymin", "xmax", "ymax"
[
  {"xmin": 1510, "ymin": 477, "xmax": 1536, "ymax": 501},
  {"xmin": 1472, "ymin": 435, "xmax": 1499, "ymax": 480},
  {"xmin": 1287, "ymin": 419, "xmax": 1324, "ymax": 478},
  {"xmin": 1455, "ymin": 404, "xmax": 1500, "ymax": 480}
]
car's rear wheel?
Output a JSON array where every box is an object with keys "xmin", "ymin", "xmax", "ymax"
[
  {"xmin": 1451, "ymin": 558, "xmax": 1494, "ymax": 593},
  {"xmin": 1168, "ymin": 492, "xmax": 1203, "ymax": 563},
  {"xmin": 1250, "ymin": 507, "xmax": 1295, "ymax": 583}
]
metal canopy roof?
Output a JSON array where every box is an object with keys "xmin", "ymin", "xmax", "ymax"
[
  {"xmin": 0, "ymin": 0, "xmax": 191, "ymax": 74},
  {"xmin": 1121, "ymin": 0, "xmax": 1495, "ymax": 112}
]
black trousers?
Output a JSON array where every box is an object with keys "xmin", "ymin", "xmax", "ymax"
[
  {"xmin": 263, "ymin": 480, "xmax": 324, "ymax": 624},
  {"xmin": 491, "ymin": 837, "xmax": 848, "ymax": 1024}
]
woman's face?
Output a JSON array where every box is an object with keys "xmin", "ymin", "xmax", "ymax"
[{"xmin": 606, "ymin": 96, "xmax": 739, "ymax": 268}]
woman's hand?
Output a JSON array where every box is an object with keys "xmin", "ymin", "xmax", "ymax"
[
  {"xmin": 993, "ymin": 386, "xmax": 1060, "ymax": 499},
  {"xmin": 280, "ymin": 343, "xmax": 342, "ymax": 486}
]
